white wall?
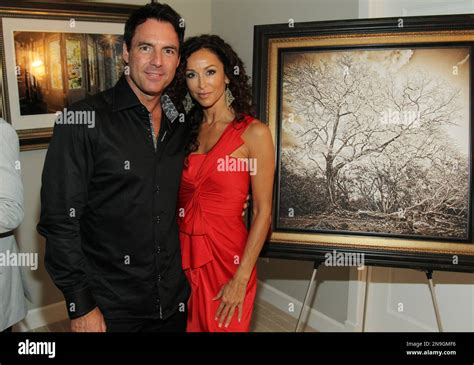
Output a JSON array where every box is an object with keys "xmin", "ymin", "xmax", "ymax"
[
  {"xmin": 82, "ymin": 0, "xmax": 212, "ymax": 35},
  {"xmin": 211, "ymin": 0, "xmax": 360, "ymax": 76},
  {"xmin": 365, "ymin": 267, "xmax": 474, "ymax": 332},
  {"xmin": 359, "ymin": 0, "xmax": 474, "ymax": 18}
]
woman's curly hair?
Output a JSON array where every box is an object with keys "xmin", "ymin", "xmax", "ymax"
[{"xmin": 167, "ymin": 34, "xmax": 254, "ymax": 156}]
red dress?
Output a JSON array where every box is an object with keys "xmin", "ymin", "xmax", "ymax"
[{"xmin": 178, "ymin": 115, "xmax": 257, "ymax": 332}]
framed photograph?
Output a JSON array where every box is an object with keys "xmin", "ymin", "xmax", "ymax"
[
  {"xmin": 0, "ymin": 1, "xmax": 137, "ymax": 150},
  {"xmin": 253, "ymin": 14, "xmax": 474, "ymax": 272}
]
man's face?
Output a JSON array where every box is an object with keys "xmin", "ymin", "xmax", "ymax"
[{"xmin": 123, "ymin": 19, "xmax": 180, "ymax": 99}]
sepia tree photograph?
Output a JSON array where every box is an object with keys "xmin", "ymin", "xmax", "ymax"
[{"xmin": 277, "ymin": 46, "xmax": 471, "ymax": 242}]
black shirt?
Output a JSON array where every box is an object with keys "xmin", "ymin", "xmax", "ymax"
[{"xmin": 37, "ymin": 75, "xmax": 190, "ymax": 321}]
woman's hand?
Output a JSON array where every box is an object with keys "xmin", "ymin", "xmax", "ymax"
[{"xmin": 213, "ymin": 276, "xmax": 249, "ymax": 328}]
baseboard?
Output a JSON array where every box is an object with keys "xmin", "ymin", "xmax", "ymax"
[
  {"xmin": 14, "ymin": 301, "xmax": 68, "ymax": 332},
  {"xmin": 257, "ymin": 280, "xmax": 356, "ymax": 332}
]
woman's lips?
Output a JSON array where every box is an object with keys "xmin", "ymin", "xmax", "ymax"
[{"xmin": 198, "ymin": 92, "xmax": 212, "ymax": 99}]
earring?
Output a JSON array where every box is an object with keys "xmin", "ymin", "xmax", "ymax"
[
  {"xmin": 183, "ymin": 92, "xmax": 194, "ymax": 114},
  {"xmin": 225, "ymin": 85, "xmax": 235, "ymax": 107}
]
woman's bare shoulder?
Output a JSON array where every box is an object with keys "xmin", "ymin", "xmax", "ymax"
[{"xmin": 242, "ymin": 118, "xmax": 271, "ymax": 141}]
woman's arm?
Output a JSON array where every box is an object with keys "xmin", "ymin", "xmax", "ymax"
[
  {"xmin": 214, "ymin": 119, "xmax": 275, "ymax": 328},
  {"xmin": 234, "ymin": 120, "xmax": 274, "ymax": 282}
]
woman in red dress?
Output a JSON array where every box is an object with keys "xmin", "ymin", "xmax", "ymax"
[{"xmin": 175, "ymin": 35, "xmax": 274, "ymax": 332}]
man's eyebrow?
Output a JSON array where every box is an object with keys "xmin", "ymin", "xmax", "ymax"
[
  {"xmin": 137, "ymin": 41, "xmax": 153, "ymax": 47},
  {"xmin": 136, "ymin": 41, "xmax": 178, "ymax": 50}
]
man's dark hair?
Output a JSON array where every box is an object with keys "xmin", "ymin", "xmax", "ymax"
[{"xmin": 124, "ymin": 2, "xmax": 185, "ymax": 51}]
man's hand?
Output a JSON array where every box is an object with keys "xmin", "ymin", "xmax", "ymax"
[
  {"xmin": 70, "ymin": 307, "xmax": 106, "ymax": 332},
  {"xmin": 242, "ymin": 194, "xmax": 251, "ymax": 216}
]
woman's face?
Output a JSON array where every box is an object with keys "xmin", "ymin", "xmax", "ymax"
[{"xmin": 185, "ymin": 48, "xmax": 229, "ymax": 109}]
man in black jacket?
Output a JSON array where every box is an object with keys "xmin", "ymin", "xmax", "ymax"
[{"xmin": 37, "ymin": 3, "xmax": 190, "ymax": 332}]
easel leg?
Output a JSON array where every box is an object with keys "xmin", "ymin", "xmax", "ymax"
[
  {"xmin": 361, "ymin": 265, "xmax": 371, "ymax": 332},
  {"xmin": 295, "ymin": 261, "xmax": 321, "ymax": 332},
  {"xmin": 425, "ymin": 270, "xmax": 443, "ymax": 332}
]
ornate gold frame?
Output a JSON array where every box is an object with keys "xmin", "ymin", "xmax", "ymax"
[{"xmin": 253, "ymin": 16, "xmax": 474, "ymax": 270}]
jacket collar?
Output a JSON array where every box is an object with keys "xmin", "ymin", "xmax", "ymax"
[
  {"xmin": 112, "ymin": 74, "xmax": 141, "ymax": 112},
  {"xmin": 112, "ymin": 75, "xmax": 180, "ymax": 128}
]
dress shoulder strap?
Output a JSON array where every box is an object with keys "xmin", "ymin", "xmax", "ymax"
[{"xmin": 229, "ymin": 114, "xmax": 255, "ymax": 137}]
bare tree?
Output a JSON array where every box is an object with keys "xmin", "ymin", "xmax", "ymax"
[{"xmin": 283, "ymin": 52, "xmax": 461, "ymax": 212}]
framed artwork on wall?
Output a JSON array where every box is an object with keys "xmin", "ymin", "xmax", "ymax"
[
  {"xmin": 253, "ymin": 14, "xmax": 474, "ymax": 272},
  {"xmin": 0, "ymin": 1, "xmax": 137, "ymax": 150}
]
